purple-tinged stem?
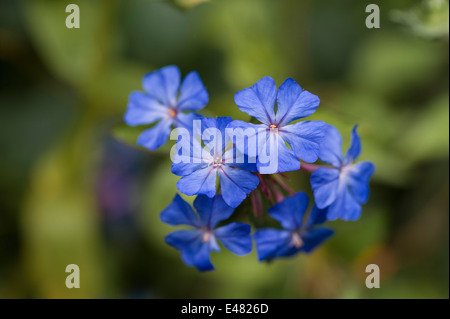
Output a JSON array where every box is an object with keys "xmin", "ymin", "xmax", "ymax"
[
  {"xmin": 300, "ymin": 162, "xmax": 321, "ymax": 173},
  {"xmin": 257, "ymin": 173, "xmax": 274, "ymax": 203},
  {"xmin": 272, "ymin": 174, "xmax": 295, "ymax": 195},
  {"xmin": 270, "ymin": 184, "xmax": 285, "ymax": 203},
  {"xmin": 250, "ymin": 190, "xmax": 264, "ymax": 219}
]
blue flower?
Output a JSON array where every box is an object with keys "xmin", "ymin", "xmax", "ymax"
[
  {"xmin": 124, "ymin": 65, "xmax": 208, "ymax": 150},
  {"xmin": 172, "ymin": 116, "xmax": 260, "ymax": 208},
  {"xmin": 228, "ymin": 77, "xmax": 327, "ymax": 174},
  {"xmin": 161, "ymin": 194, "xmax": 253, "ymax": 271},
  {"xmin": 254, "ymin": 192, "xmax": 334, "ymax": 261},
  {"xmin": 310, "ymin": 125, "xmax": 375, "ymax": 221}
]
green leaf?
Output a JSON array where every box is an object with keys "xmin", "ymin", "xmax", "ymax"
[{"xmin": 397, "ymin": 94, "xmax": 449, "ymax": 163}]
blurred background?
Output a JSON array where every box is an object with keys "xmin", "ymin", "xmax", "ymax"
[{"xmin": 0, "ymin": 0, "xmax": 448, "ymax": 298}]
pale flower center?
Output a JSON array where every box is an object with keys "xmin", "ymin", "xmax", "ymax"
[
  {"xmin": 340, "ymin": 164, "xmax": 354, "ymax": 179},
  {"xmin": 202, "ymin": 229, "xmax": 214, "ymax": 243},
  {"xmin": 213, "ymin": 157, "xmax": 223, "ymax": 167},
  {"xmin": 291, "ymin": 232, "xmax": 304, "ymax": 248},
  {"xmin": 168, "ymin": 109, "xmax": 177, "ymax": 118}
]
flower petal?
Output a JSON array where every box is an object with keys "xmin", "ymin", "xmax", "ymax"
[
  {"xmin": 226, "ymin": 120, "xmax": 265, "ymax": 158},
  {"xmin": 218, "ymin": 166, "xmax": 259, "ymax": 208},
  {"xmin": 234, "ymin": 76, "xmax": 277, "ymax": 125},
  {"xmin": 301, "ymin": 228, "xmax": 334, "ymax": 253},
  {"xmin": 142, "ymin": 65, "xmax": 180, "ymax": 106},
  {"xmin": 177, "ymin": 71, "xmax": 209, "ymax": 111},
  {"xmin": 177, "ymin": 166, "xmax": 217, "ymax": 198},
  {"xmin": 124, "ymin": 91, "xmax": 168, "ymax": 126},
  {"xmin": 345, "ymin": 125, "xmax": 361, "ymax": 164},
  {"xmin": 319, "ymin": 124, "xmax": 343, "ymax": 167},
  {"xmin": 193, "ymin": 195, "xmax": 235, "ymax": 228},
  {"xmin": 215, "ymin": 222, "xmax": 252, "ymax": 255},
  {"xmin": 165, "ymin": 229, "xmax": 201, "ymax": 250},
  {"xmin": 222, "ymin": 147, "xmax": 257, "ymax": 172},
  {"xmin": 275, "ymin": 78, "xmax": 320, "ymax": 126},
  {"xmin": 253, "ymin": 228, "xmax": 292, "ymax": 261},
  {"xmin": 305, "ymin": 205, "xmax": 328, "ymax": 228},
  {"xmin": 310, "ymin": 167, "xmax": 340, "ymax": 209},
  {"xmin": 171, "ymin": 132, "xmax": 212, "ymax": 176},
  {"xmin": 280, "ymin": 120, "xmax": 327, "ymax": 163},
  {"xmin": 137, "ymin": 119, "xmax": 172, "ymax": 150},
  {"xmin": 267, "ymin": 192, "xmax": 309, "ymax": 230},
  {"xmin": 173, "ymin": 112, "xmax": 204, "ymax": 130},
  {"xmin": 180, "ymin": 239, "xmax": 215, "ymax": 272},
  {"xmin": 199, "ymin": 117, "xmax": 233, "ymax": 156},
  {"xmin": 171, "ymin": 161, "xmax": 208, "ymax": 177},
  {"xmin": 160, "ymin": 194, "xmax": 200, "ymax": 227},
  {"xmin": 326, "ymin": 186, "xmax": 362, "ymax": 221},
  {"xmin": 256, "ymin": 132, "xmax": 301, "ymax": 174},
  {"xmin": 346, "ymin": 161, "xmax": 375, "ymax": 204}
]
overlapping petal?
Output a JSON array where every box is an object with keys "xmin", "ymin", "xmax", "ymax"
[
  {"xmin": 218, "ymin": 166, "xmax": 259, "ymax": 208},
  {"xmin": 234, "ymin": 76, "xmax": 277, "ymax": 125},
  {"xmin": 310, "ymin": 167, "xmax": 340, "ymax": 209},
  {"xmin": 318, "ymin": 124, "xmax": 343, "ymax": 167},
  {"xmin": 301, "ymin": 228, "xmax": 334, "ymax": 253},
  {"xmin": 305, "ymin": 205, "xmax": 328, "ymax": 228},
  {"xmin": 275, "ymin": 78, "xmax": 320, "ymax": 126},
  {"xmin": 326, "ymin": 186, "xmax": 362, "ymax": 221},
  {"xmin": 280, "ymin": 120, "xmax": 326, "ymax": 163},
  {"xmin": 193, "ymin": 194, "xmax": 235, "ymax": 228},
  {"xmin": 178, "ymin": 71, "xmax": 209, "ymax": 111},
  {"xmin": 346, "ymin": 161, "xmax": 375, "ymax": 204},
  {"xmin": 124, "ymin": 91, "xmax": 168, "ymax": 126},
  {"xmin": 142, "ymin": 65, "xmax": 181, "ymax": 106},
  {"xmin": 180, "ymin": 239, "xmax": 215, "ymax": 272},
  {"xmin": 214, "ymin": 223, "xmax": 252, "ymax": 255},
  {"xmin": 176, "ymin": 166, "xmax": 217, "ymax": 198},
  {"xmin": 267, "ymin": 192, "xmax": 309, "ymax": 230},
  {"xmin": 136, "ymin": 119, "xmax": 173, "ymax": 151},
  {"xmin": 345, "ymin": 125, "xmax": 361, "ymax": 164},
  {"xmin": 253, "ymin": 229, "xmax": 292, "ymax": 261},
  {"xmin": 160, "ymin": 194, "xmax": 200, "ymax": 227}
]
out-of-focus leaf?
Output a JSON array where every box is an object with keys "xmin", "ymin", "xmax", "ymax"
[
  {"xmin": 81, "ymin": 61, "xmax": 148, "ymax": 114},
  {"xmin": 110, "ymin": 122, "xmax": 177, "ymax": 157},
  {"xmin": 349, "ymin": 34, "xmax": 443, "ymax": 97},
  {"xmin": 391, "ymin": 0, "xmax": 449, "ymax": 39},
  {"xmin": 203, "ymin": 0, "xmax": 287, "ymax": 88},
  {"xmin": 168, "ymin": 0, "xmax": 211, "ymax": 10},
  {"xmin": 21, "ymin": 147, "xmax": 105, "ymax": 298},
  {"xmin": 23, "ymin": 0, "xmax": 113, "ymax": 85},
  {"xmin": 323, "ymin": 90, "xmax": 415, "ymax": 185},
  {"xmin": 328, "ymin": 207, "xmax": 388, "ymax": 262},
  {"xmin": 397, "ymin": 94, "xmax": 449, "ymax": 163}
]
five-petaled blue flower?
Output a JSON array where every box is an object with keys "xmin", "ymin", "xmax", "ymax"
[
  {"xmin": 310, "ymin": 125, "xmax": 375, "ymax": 221},
  {"xmin": 254, "ymin": 192, "xmax": 334, "ymax": 261},
  {"xmin": 172, "ymin": 117, "xmax": 260, "ymax": 208},
  {"xmin": 228, "ymin": 76, "xmax": 327, "ymax": 174},
  {"xmin": 124, "ymin": 65, "xmax": 208, "ymax": 150},
  {"xmin": 161, "ymin": 194, "xmax": 253, "ymax": 271}
]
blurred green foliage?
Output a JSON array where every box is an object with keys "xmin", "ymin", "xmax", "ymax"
[{"xmin": 0, "ymin": 0, "xmax": 448, "ymax": 298}]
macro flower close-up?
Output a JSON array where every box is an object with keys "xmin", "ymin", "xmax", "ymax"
[
  {"xmin": 254, "ymin": 192, "xmax": 334, "ymax": 261},
  {"xmin": 310, "ymin": 125, "xmax": 376, "ymax": 221},
  {"xmin": 228, "ymin": 76, "xmax": 327, "ymax": 174},
  {"xmin": 124, "ymin": 65, "xmax": 208, "ymax": 150},
  {"xmin": 172, "ymin": 116, "xmax": 260, "ymax": 208},
  {"xmin": 161, "ymin": 194, "xmax": 252, "ymax": 271}
]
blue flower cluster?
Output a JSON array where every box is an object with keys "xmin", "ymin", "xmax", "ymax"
[{"xmin": 124, "ymin": 65, "xmax": 375, "ymax": 271}]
